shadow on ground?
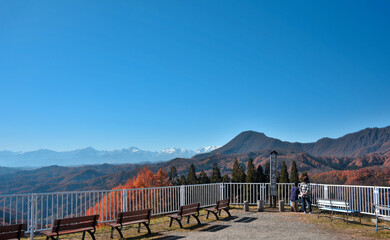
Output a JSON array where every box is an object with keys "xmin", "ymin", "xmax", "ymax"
[
  {"xmin": 219, "ymin": 216, "xmax": 239, "ymax": 222},
  {"xmin": 200, "ymin": 224, "xmax": 230, "ymax": 232},
  {"xmin": 234, "ymin": 217, "xmax": 257, "ymax": 223}
]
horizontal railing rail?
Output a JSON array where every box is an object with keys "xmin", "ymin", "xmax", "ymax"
[{"xmin": 1, "ymin": 182, "xmax": 389, "ymax": 239}]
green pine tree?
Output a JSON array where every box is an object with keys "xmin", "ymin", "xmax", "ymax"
[
  {"xmin": 232, "ymin": 159, "xmax": 240, "ymax": 183},
  {"xmin": 289, "ymin": 161, "xmax": 299, "ymax": 183},
  {"xmin": 222, "ymin": 174, "xmax": 230, "ymax": 183},
  {"xmin": 256, "ymin": 164, "xmax": 266, "ymax": 183},
  {"xmin": 232, "ymin": 159, "xmax": 246, "ymax": 182},
  {"xmin": 187, "ymin": 164, "xmax": 198, "ymax": 184},
  {"xmin": 246, "ymin": 157, "xmax": 256, "ymax": 183},
  {"xmin": 179, "ymin": 175, "xmax": 187, "ymax": 185},
  {"xmin": 199, "ymin": 169, "xmax": 210, "ymax": 184},
  {"xmin": 169, "ymin": 166, "xmax": 177, "ymax": 180},
  {"xmin": 279, "ymin": 161, "xmax": 289, "ymax": 183},
  {"xmin": 238, "ymin": 164, "xmax": 246, "ymax": 182},
  {"xmin": 211, "ymin": 163, "xmax": 222, "ymax": 183}
]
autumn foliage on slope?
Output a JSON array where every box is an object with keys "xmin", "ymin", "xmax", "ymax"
[
  {"xmin": 87, "ymin": 167, "xmax": 170, "ymax": 222},
  {"xmin": 312, "ymin": 166, "xmax": 390, "ymax": 186}
]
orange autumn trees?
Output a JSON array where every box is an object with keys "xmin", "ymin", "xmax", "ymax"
[{"xmin": 87, "ymin": 167, "xmax": 170, "ymax": 222}]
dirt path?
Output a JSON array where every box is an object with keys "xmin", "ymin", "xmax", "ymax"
[{"xmin": 160, "ymin": 210, "xmax": 365, "ymax": 240}]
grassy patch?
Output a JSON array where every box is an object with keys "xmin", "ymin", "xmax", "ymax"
[{"xmin": 29, "ymin": 208, "xmax": 229, "ymax": 240}]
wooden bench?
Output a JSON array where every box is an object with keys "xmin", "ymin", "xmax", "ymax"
[
  {"xmin": 42, "ymin": 215, "xmax": 99, "ymax": 240},
  {"xmin": 317, "ymin": 199, "xmax": 361, "ymax": 224},
  {"xmin": 167, "ymin": 203, "xmax": 201, "ymax": 228},
  {"xmin": 374, "ymin": 204, "xmax": 390, "ymax": 232},
  {"xmin": 205, "ymin": 199, "xmax": 231, "ymax": 220},
  {"xmin": 107, "ymin": 209, "xmax": 151, "ymax": 239},
  {"xmin": 0, "ymin": 224, "xmax": 26, "ymax": 240}
]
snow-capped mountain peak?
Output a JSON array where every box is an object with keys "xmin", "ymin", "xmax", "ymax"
[{"xmin": 0, "ymin": 145, "xmax": 220, "ymax": 167}]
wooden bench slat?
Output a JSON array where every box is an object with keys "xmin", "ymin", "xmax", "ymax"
[
  {"xmin": 0, "ymin": 231, "xmax": 25, "ymax": 239},
  {"xmin": 0, "ymin": 224, "xmax": 26, "ymax": 232},
  {"xmin": 43, "ymin": 215, "xmax": 99, "ymax": 239},
  {"xmin": 0, "ymin": 223, "xmax": 26, "ymax": 240},
  {"xmin": 43, "ymin": 227, "xmax": 94, "ymax": 236},
  {"xmin": 168, "ymin": 203, "xmax": 201, "ymax": 228},
  {"xmin": 109, "ymin": 209, "xmax": 152, "ymax": 238},
  {"xmin": 54, "ymin": 215, "xmax": 97, "ymax": 225},
  {"xmin": 108, "ymin": 219, "xmax": 147, "ymax": 228},
  {"xmin": 120, "ymin": 209, "xmax": 149, "ymax": 217},
  {"xmin": 182, "ymin": 208, "xmax": 199, "ymax": 215},
  {"xmin": 119, "ymin": 215, "xmax": 150, "ymax": 224},
  {"xmin": 53, "ymin": 222, "xmax": 96, "ymax": 232}
]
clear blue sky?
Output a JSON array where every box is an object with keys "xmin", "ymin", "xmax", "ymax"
[{"xmin": 1, "ymin": 0, "xmax": 390, "ymax": 152}]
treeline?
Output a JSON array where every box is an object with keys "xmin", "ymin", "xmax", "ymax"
[{"xmin": 169, "ymin": 157, "xmax": 307, "ymax": 185}]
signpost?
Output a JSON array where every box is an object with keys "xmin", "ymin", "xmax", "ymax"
[{"xmin": 270, "ymin": 150, "xmax": 278, "ymax": 207}]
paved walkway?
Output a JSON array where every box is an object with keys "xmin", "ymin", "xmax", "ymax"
[{"xmin": 159, "ymin": 210, "xmax": 361, "ymax": 240}]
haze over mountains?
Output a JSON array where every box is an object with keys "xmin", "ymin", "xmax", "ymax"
[
  {"xmin": 0, "ymin": 146, "xmax": 220, "ymax": 168},
  {"xmin": 1, "ymin": 126, "xmax": 390, "ymax": 194}
]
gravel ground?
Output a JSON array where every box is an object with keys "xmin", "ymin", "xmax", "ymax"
[{"xmin": 160, "ymin": 210, "xmax": 360, "ymax": 240}]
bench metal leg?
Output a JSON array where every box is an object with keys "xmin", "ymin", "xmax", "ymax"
[
  {"xmin": 224, "ymin": 209, "xmax": 231, "ymax": 217},
  {"xmin": 142, "ymin": 222, "xmax": 152, "ymax": 235},
  {"xmin": 211, "ymin": 211, "xmax": 221, "ymax": 220},
  {"xmin": 206, "ymin": 211, "xmax": 210, "ymax": 219},
  {"xmin": 112, "ymin": 227, "xmax": 123, "ymax": 239},
  {"xmin": 82, "ymin": 231, "xmax": 86, "ymax": 240},
  {"xmin": 192, "ymin": 214, "xmax": 201, "ymax": 225},
  {"xmin": 87, "ymin": 230, "xmax": 96, "ymax": 240},
  {"xmin": 138, "ymin": 223, "xmax": 141, "ymax": 233},
  {"xmin": 110, "ymin": 227, "xmax": 114, "ymax": 239},
  {"xmin": 187, "ymin": 215, "xmax": 190, "ymax": 224},
  {"xmin": 170, "ymin": 217, "xmax": 183, "ymax": 228}
]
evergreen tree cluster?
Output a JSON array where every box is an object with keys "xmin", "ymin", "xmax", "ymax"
[
  {"xmin": 168, "ymin": 159, "xmax": 301, "ymax": 185},
  {"xmin": 169, "ymin": 162, "xmax": 229, "ymax": 185}
]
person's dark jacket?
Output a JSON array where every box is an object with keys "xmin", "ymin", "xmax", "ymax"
[{"xmin": 290, "ymin": 186, "xmax": 300, "ymax": 201}]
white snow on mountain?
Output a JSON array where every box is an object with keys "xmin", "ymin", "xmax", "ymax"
[{"xmin": 0, "ymin": 146, "xmax": 220, "ymax": 168}]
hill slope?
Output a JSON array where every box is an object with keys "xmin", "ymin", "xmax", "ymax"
[{"xmin": 195, "ymin": 126, "xmax": 390, "ymax": 159}]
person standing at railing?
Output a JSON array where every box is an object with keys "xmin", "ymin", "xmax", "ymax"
[
  {"xmin": 299, "ymin": 176, "xmax": 312, "ymax": 214},
  {"xmin": 290, "ymin": 182, "xmax": 300, "ymax": 211}
]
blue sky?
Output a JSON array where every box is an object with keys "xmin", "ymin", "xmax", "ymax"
[{"xmin": 1, "ymin": 0, "xmax": 390, "ymax": 151}]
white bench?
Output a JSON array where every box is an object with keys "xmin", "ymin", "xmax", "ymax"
[
  {"xmin": 374, "ymin": 204, "xmax": 390, "ymax": 232},
  {"xmin": 317, "ymin": 199, "xmax": 361, "ymax": 224}
]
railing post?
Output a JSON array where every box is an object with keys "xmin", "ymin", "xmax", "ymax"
[
  {"xmin": 180, "ymin": 185, "xmax": 185, "ymax": 206},
  {"xmin": 220, "ymin": 183, "xmax": 225, "ymax": 200},
  {"xmin": 374, "ymin": 187, "xmax": 379, "ymax": 208},
  {"xmin": 29, "ymin": 193, "xmax": 37, "ymax": 240},
  {"xmin": 324, "ymin": 185, "xmax": 329, "ymax": 199},
  {"xmin": 121, "ymin": 190, "xmax": 127, "ymax": 212}
]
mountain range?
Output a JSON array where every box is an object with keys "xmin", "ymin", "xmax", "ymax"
[
  {"xmin": 0, "ymin": 146, "xmax": 220, "ymax": 168},
  {"xmin": 1, "ymin": 126, "xmax": 390, "ymax": 194}
]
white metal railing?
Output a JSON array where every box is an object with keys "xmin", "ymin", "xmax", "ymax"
[{"xmin": 1, "ymin": 182, "xmax": 389, "ymax": 239}]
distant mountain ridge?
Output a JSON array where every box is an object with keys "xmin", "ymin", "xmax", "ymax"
[
  {"xmin": 2, "ymin": 126, "xmax": 390, "ymax": 194},
  {"xmin": 195, "ymin": 126, "xmax": 390, "ymax": 159},
  {"xmin": 0, "ymin": 146, "xmax": 220, "ymax": 168}
]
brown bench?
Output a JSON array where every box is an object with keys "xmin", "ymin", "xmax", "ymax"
[
  {"xmin": 107, "ymin": 209, "xmax": 151, "ymax": 239},
  {"xmin": 42, "ymin": 215, "xmax": 99, "ymax": 240},
  {"xmin": 0, "ymin": 224, "xmax": 26, "ymax": 240},
  {"xmin": 167, "ymin": 203, "xmax": 201, "ymax": 228},
  {"xmin": 205, "ymin": 199, "xmax": 231, "ymax": 220}
]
